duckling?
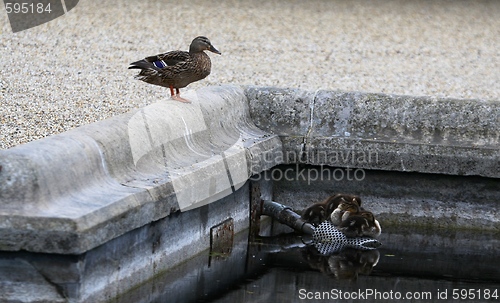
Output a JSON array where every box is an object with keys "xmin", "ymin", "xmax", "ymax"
[
  {"xmin": 129, "ymin": 36, "xmax": 221, "ymax": 103},
  {"xmin": 330, "ymin": 197, "xmax": 362, "ymax": 226},
  {"xmin": 334, "ymin": 194, "xmax": 362, "ymax": 208},
  {"xmin": 314, "ymin": 194, "xmax": 362, "ymax": 219},
  {"xmin": 338, "ymin": 215, "xmax": 369, "ymax": 237},
  {"xmin": 301, "ymin": 204, "xmax": 326, "ymax": 226},
  {"xmin": 357, "ymin": 210, "xmax": 382, "ymax": 238},
  {"xmin": 338, "ymin": 211, "xmax": 381, "ymax": 238},
  {"xmin": 301, "ymin": 194, "xmax": 363, "ymax": 226}
]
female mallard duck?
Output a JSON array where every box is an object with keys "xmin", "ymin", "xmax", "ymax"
[{"xmin": 129, "ymin": 36, "xmax": 221, "ymax": 103}]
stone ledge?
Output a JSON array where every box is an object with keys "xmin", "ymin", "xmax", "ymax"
[
  {"xmin": 246, "ymin": 86, "xmax": 499, "ymax": 177},
  {"xmin": 0, "ymin": 85, "xmax": 282, "ymax": 254},
  {"xmin": 1, "ymin": 85, "xmax": 498, "ymax": 254}
]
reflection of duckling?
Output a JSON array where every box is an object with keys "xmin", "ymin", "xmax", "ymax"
[
  {"xmin": 327, "ymin": 254, "xmax": 358, "ymax": 280},
  {"xmin": 358, "ymin": 249, "xmax": 380, "ymax": 274},
  {"xmin": 302, "ymin": 244, "xmax": 380, "ymax": 280},
  {"xmin": 301, "ymin": 204, "xmax": 326, "ymax": 226},
  {"xmin": 330, "ymin": 197, "xmax": 362, "ymax": 225},
  {"xmin": 326, "ymin": 248, "xmax": 380, "ymax": 280},
  {"xmin": 338, "ymin": 211, "xmax": 381, "ymax": 238}
]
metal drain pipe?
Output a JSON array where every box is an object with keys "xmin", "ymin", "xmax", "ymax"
[
  {"xmin": 261, "ymin": 200, "xmax": 315, "ymax": 235},
  {"xmin": 260, "ymin": 199, "xmax": 381, "ymax": 253}
]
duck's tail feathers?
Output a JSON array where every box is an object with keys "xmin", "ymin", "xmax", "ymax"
[{"xmin": 128, "ymin": 60, "xmax": 161, "ymax": 71}]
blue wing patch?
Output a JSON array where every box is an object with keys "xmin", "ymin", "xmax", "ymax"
[{"xmin": 153, "ymin": 60, "xmax": 166, "ymax": 68}]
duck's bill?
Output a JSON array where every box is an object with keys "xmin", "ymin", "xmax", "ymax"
[{"xmin": 209, "ymin": 45, "xmax": 222, "ymax": 55}]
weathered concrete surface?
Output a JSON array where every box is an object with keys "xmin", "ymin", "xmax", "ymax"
[
  {"xmin": 0, "ymin": 258, "xmax": 67, "ymax": 303},
  {"xmin": 246, "ymin": 86, "xmax": 500, "ymax": 177},
  {"xmin": 0, "ymin": 85, "xmax": 282, "ymax": 254},
  {"xmin": 0, "ymin": 180, "xmax": 270, "ymax": 303},
  {"xmin": 0, "ymin": 84, "xmax": 498, "ymax": 256},
  {"xmin": 0, "ymin": 84, "xmax": 499, "ymax": 301}
]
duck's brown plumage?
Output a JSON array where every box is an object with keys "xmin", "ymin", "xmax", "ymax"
[{"xmin": 129, "ymin": 36, "xmax": 221, "ymax": 102}]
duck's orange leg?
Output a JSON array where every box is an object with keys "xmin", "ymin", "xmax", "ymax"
[
  {"xmin": 169, "ymin": 85, "xmax": 175, "ymax": 97},
  {"xmin": 170, "ymin": 86, "xmax": 191, "ymax": 103}
]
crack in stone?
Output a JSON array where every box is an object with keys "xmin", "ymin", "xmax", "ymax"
[{"xmin": 300, "ymin": 89, "xmax": 320, "ymax": 162}]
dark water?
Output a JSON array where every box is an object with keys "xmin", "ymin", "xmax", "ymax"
[{"xmin": 116, "ymin": 224, "xmax": 500, "ymax": 303}]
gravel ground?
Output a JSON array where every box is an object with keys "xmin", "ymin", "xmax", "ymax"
[{"xmin": 0, "ymin": 0, "xmax": 499, "ymax": 149}]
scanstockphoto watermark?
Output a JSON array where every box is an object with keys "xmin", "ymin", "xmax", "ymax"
[
  {"xmin": 256, "ymin": 148, "xmax": 379, "ymax": 167},
  {"xmin": 298, "ymin": 288, "xmax": 434, "ymax": 301},
  {"xmin": 251, "ymin": 164, "xmax": 367, "ymax": 183},
  {"xmin": 3, "ymin": 0, "xmax": 80, "ymax": 33},
  {"xmin": 298, "ymin": 288, "xmax": 499, "ymax": 301},
  {"xmin": 249, "ymin": 149, "xmax": 379, "ymax": 184}
]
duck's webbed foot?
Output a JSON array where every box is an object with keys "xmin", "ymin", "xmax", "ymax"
[
  {"xmin": 169, "ymin": 86, "xmax": 191, "ymax": 103},
  {"xmin": 172, "ymin": 94, "xmax": 191, "ymax": 103}
]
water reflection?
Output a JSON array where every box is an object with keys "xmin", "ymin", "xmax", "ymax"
[
  {"xmin": 2, "ymin": 224, "xmax": 499, "ymax": 303},
  {"xmin": 303, "ymin": 247, "xmax": 380, "ymax": 281},
  {"xmin": 256, "ymin": 232, "xmax": 380, "ymax": 281},
  {"xmin": 207, "ymin": 226, "xmax": 500, "ymax": 303},
  {"xmin": 112, "ymin": 224, "xmax": 500, "ymax": 303}
]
